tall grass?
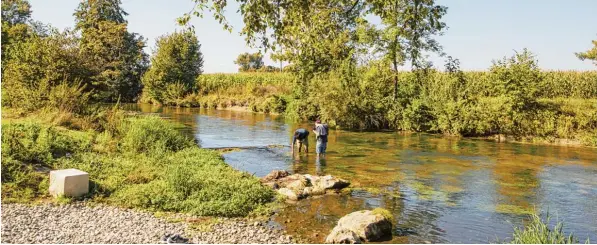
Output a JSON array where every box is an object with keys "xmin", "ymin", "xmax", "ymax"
[{"xmin": 510, "ymin": 212, "xmax": 587, "ymax": 244}]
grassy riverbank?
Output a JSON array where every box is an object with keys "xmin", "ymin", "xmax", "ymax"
[
  {"xmin": 1, "ymin": 107, "xmax": 275, "ymax": 217},
  {"xmin": 156, "ymin": 69, "xmax": 597, "ymax": 147}
]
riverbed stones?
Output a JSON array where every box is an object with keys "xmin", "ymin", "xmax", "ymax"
[
  {"xmin": 1, "ymin": 203, "xmax": 294, "ymax": 244},
  {"xmin": 49, "ymin": 169, "xmax": 89, "ymax": 198},
  {"xmin": 262, "ymin": 170, "xmax": 350, "ymax": 201},
  {"xmin": 325, "ymin": 210, "xmax": 392, "ymax": 244}
]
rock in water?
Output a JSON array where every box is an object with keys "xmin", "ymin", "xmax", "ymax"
[
  {"xmin": 277, "ymin": 188, "xmax": 299, "ymax": 201},
  {"xmin": 261, "ymin": 170, "xmax": 290, "ymax": 182},
  {"xmin": 262, "ymin": 170, "xmax": 350, "ymax": 200},
  {"xmin": 325, "ymin": 210, "xmax": 392, "ymax": 244},
  {"xmin": 326, "ymin": 230, "xmax": 362, "ymax": 244}
]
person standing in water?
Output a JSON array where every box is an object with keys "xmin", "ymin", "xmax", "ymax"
[
  {"xmin": 291, "ymin": 128, "xmax": 309, "ymax": 155},
  {"xmin": 313, "ymin": 119, "xmax": 329, "ymax": 157}
]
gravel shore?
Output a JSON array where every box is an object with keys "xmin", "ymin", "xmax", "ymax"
[{"xmin": 1, "ymin": 203, "xmax": 294, "ymax": 244}]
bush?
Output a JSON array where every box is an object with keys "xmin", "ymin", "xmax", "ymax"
[{"xmin": 119, "ymin": 116, "xmax": 193, "ymax": 155}]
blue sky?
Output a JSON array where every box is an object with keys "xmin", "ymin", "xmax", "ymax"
[{"xmin": 29, "ymin": 0, "xmax": 597, "ymax": 73}]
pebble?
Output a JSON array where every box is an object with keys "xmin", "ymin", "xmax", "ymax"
[{"xmin": 1, "ymin": 203, "xmax": 294, "ymax": 244}]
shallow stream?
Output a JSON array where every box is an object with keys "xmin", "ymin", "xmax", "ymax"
[{"xmin": 126, "ymin": 104, "xmax": 597, "ymax": 243}]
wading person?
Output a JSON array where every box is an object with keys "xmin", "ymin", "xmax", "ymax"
[
  {"xmin": 291, "ymin": 128, "xmax": 309, "ymax": 155},
  {"xmin": 313, "ymin": 119, "xmax": 329, "ymax": 157}
]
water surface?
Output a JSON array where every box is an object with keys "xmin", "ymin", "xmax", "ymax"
[{"xmin": 126, "ymin": 104, "xmax": 597, "ymax": 243}]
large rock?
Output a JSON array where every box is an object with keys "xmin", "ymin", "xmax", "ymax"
[
  {"xmin": 261, "ymin": 170, "xmax": 290, "ymax": 183},
  {"xmin": 277, "ymin": 188, "xmax": 299, "ymax": 201},
  {"xmin": 262, "ymin": 170, "xmax": 350, "ymax": 201},
  {"xmin": 306, "ymin": 174, "xmax": 350, "ymax": 191},
  {"xmin": 278, "ymin": 174, "xmax": 308, "ymax": 191},
  {"xmin": 325, "ymin": 210, "xmax": 392, "ymax": 244},
  {"xmin": 49, "ymin": 169, "xmax": 89, "ymax": 198}
]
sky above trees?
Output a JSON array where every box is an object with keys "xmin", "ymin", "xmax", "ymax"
[{"xmin": 28, "ymin": 0, "xmax": 597, "ymax": 73}]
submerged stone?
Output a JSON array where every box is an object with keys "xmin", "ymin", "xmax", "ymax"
[{"xmin": 325, "ymin": 210, "xmax": 392, "ymax": 244}]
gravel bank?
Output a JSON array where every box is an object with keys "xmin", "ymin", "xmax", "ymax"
[{"xmin": 1, "ymin": 203, "xmax": 294, "ymax": 244}]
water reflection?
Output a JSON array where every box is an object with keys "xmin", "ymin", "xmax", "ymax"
[{"xmin": 125, "ymin": 104, "xmax": 597, "ymax": 243}]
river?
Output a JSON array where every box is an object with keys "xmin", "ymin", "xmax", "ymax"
[{"xmin": 125, "ymin": 104, "xmax": 597, "ymax": 243}]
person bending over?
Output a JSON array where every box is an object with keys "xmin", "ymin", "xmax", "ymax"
[{"xmin": 291, "ymin": 128, "xmax": 309, "ymax": 155}]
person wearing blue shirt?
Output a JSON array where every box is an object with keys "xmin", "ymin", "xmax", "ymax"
[{"xmin": 291, "ymin": 128, "xmax": 309, "ymax": 155}]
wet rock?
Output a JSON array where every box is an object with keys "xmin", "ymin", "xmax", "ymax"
[
  {"xmin": 325, "ymin": 210, "xmax": 392, "ymax": 244},
  {"xmin": 325, "ymin": 229, "xmax": 362, "ymax": 244},
  {"xmin": 307, "ymin": 174, "xmax": 350, "ymax": 190},
  {"xmin": 277, "ymin": 188, "xmax": 299, "ymax": 201},
  {"xmin": 262, "ymin": 170, "xmax": 350, "ymax": 200},
  {"xmin": 261, "ymin": 170, "xmax": 290, "ymax": 183}
]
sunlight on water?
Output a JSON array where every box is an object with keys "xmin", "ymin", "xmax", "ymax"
[{"xmin": 126, "ymin": 104, "xmax": 597, "ymax": 243}]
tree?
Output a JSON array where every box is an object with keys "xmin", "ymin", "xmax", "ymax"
[
  {"xmin": 74, "ymin": 0, "xmax": 148, "ymax": 102},
  {"xmin": 141, "ymin": 30, "xmax": 203, "ymax": 105},
  {"xmin": 366, "ymin": 0, "xmax": 447, "ymax": 100},
  {"xmin": 1, "ymin": 0, "xmax": 32, "ymax": 63},
  {"xmin": 234, "ymin": 52, "xmax": 264, "ymax": 72},
  {"xmin": 576, "ymin": 37, "xmax": 597, "ymax": 66},
  {"xmin": 1, "ymin": 29, "xmax": 91, "ymax": 111}
]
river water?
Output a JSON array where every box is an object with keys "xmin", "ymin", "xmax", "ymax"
[{"xmin": 126, "ymin": 104, "xmax": 597, "ymax": 243}]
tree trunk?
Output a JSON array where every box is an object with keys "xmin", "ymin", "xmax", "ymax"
[{"xmin": 393, "ymin": 59, "xmax": 399, "ymax": 101}]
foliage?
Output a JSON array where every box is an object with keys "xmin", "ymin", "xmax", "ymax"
[
  {"xmin": 1, "ymin": 115, "xmax": 275, "ymax": 216},
  {"xmin": 1, "ymin": 29, "xmax": 92, "ymax": 112},
  {"xmin": 234, "ymin": 52, "xmax": 264, "ymax": 72},
  {"xmin": 576, "ymin": 37, "xmax": 597, "ymax": 66},
  {"xmin": 1, "ymin": 0, "xmax": 32, "ymax": 62},
  {"xmin": 118, "ymin": 116, "xmax": 194, "ymax": 156},
  {"xmin": 141, "ymin": 30, "xmax": 203, "ymax": 105},
  {"xmin": 74, "ymin": 0, "xmax": 148, "ymax": 102},
  {"xmin": 195, "ymin": 49, "xmax": 597, "ymax": 146},
  {"xmin": 510, "ymin": 212, "xmax": 584, "ymax": 244}
]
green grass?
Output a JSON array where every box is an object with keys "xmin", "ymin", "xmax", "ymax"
[
  {"xmin": 1, "ymin": 113, "xmax": 275, "ymax": 217},
  {"xmin": 510, "ymin": 212, "xmax": 588, "ymax": 244}
]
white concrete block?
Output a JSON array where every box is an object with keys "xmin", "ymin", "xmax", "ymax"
[{"xmin": 49, "ymin": 169, "xmax": 89, "ymax": 198}]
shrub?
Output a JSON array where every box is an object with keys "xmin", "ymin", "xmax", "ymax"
[{"xmin": 119, "ymin": 116, "xmax": 193, "ymax": 155}]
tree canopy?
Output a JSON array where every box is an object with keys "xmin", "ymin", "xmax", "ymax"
[
  {"xmin": 234, "ymin": 52, "xmax": 264, "ymax": 72},
  {"xmin": 576, "ymin": 38, "xmax": 597, "ymax": 66},
  {"xmin": 142, "ymin": 30, "xmax": 204, "ymax": 105},
  {"xmin": 74, "ymin": 0, "xmax": 148, "ymax": 102}
]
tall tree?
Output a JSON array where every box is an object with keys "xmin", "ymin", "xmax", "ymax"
[
  {"xmin": 576, "ymin": 37, "xmax": 597, "ymax": 66},
  {"xmin": 366, "ymin": 0, "xmax": 447, "ymax": 99},
  {"xmin": 234, "ymin": 52, "xmax": 264, "ymax": 72},
  {"xmin": 142, "ymin": 30, "xmax": 203, "ymax": 105},
  {"xmin": 74, "ymin": 0, "xmax": 148, "ymax": 102}
]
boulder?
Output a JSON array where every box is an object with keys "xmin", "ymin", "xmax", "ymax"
[
  {"xmin": 325, "ymin": 210, "xmax": 392, "ymax": 244},
  {"xmin": 309, "ymin": 175, "xmax": 350, "ymax": 191},
  {"xmin": 262, "ymin": 170, "xmax": 351, "ymax": 200},
  {"xmin": 325, "ymin": 229, "xmax": 362, "ymax": 244},
  {"xmin": 281, "ymin": 174, "xmax": 308, "ymax": 193},
  {"xmin": 261, "ymin": 170, "xmax": 290, "ymax": 183},
  {"xmin": 278, "ymin": 188, "xmax": 299, "ymax": 201}
]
